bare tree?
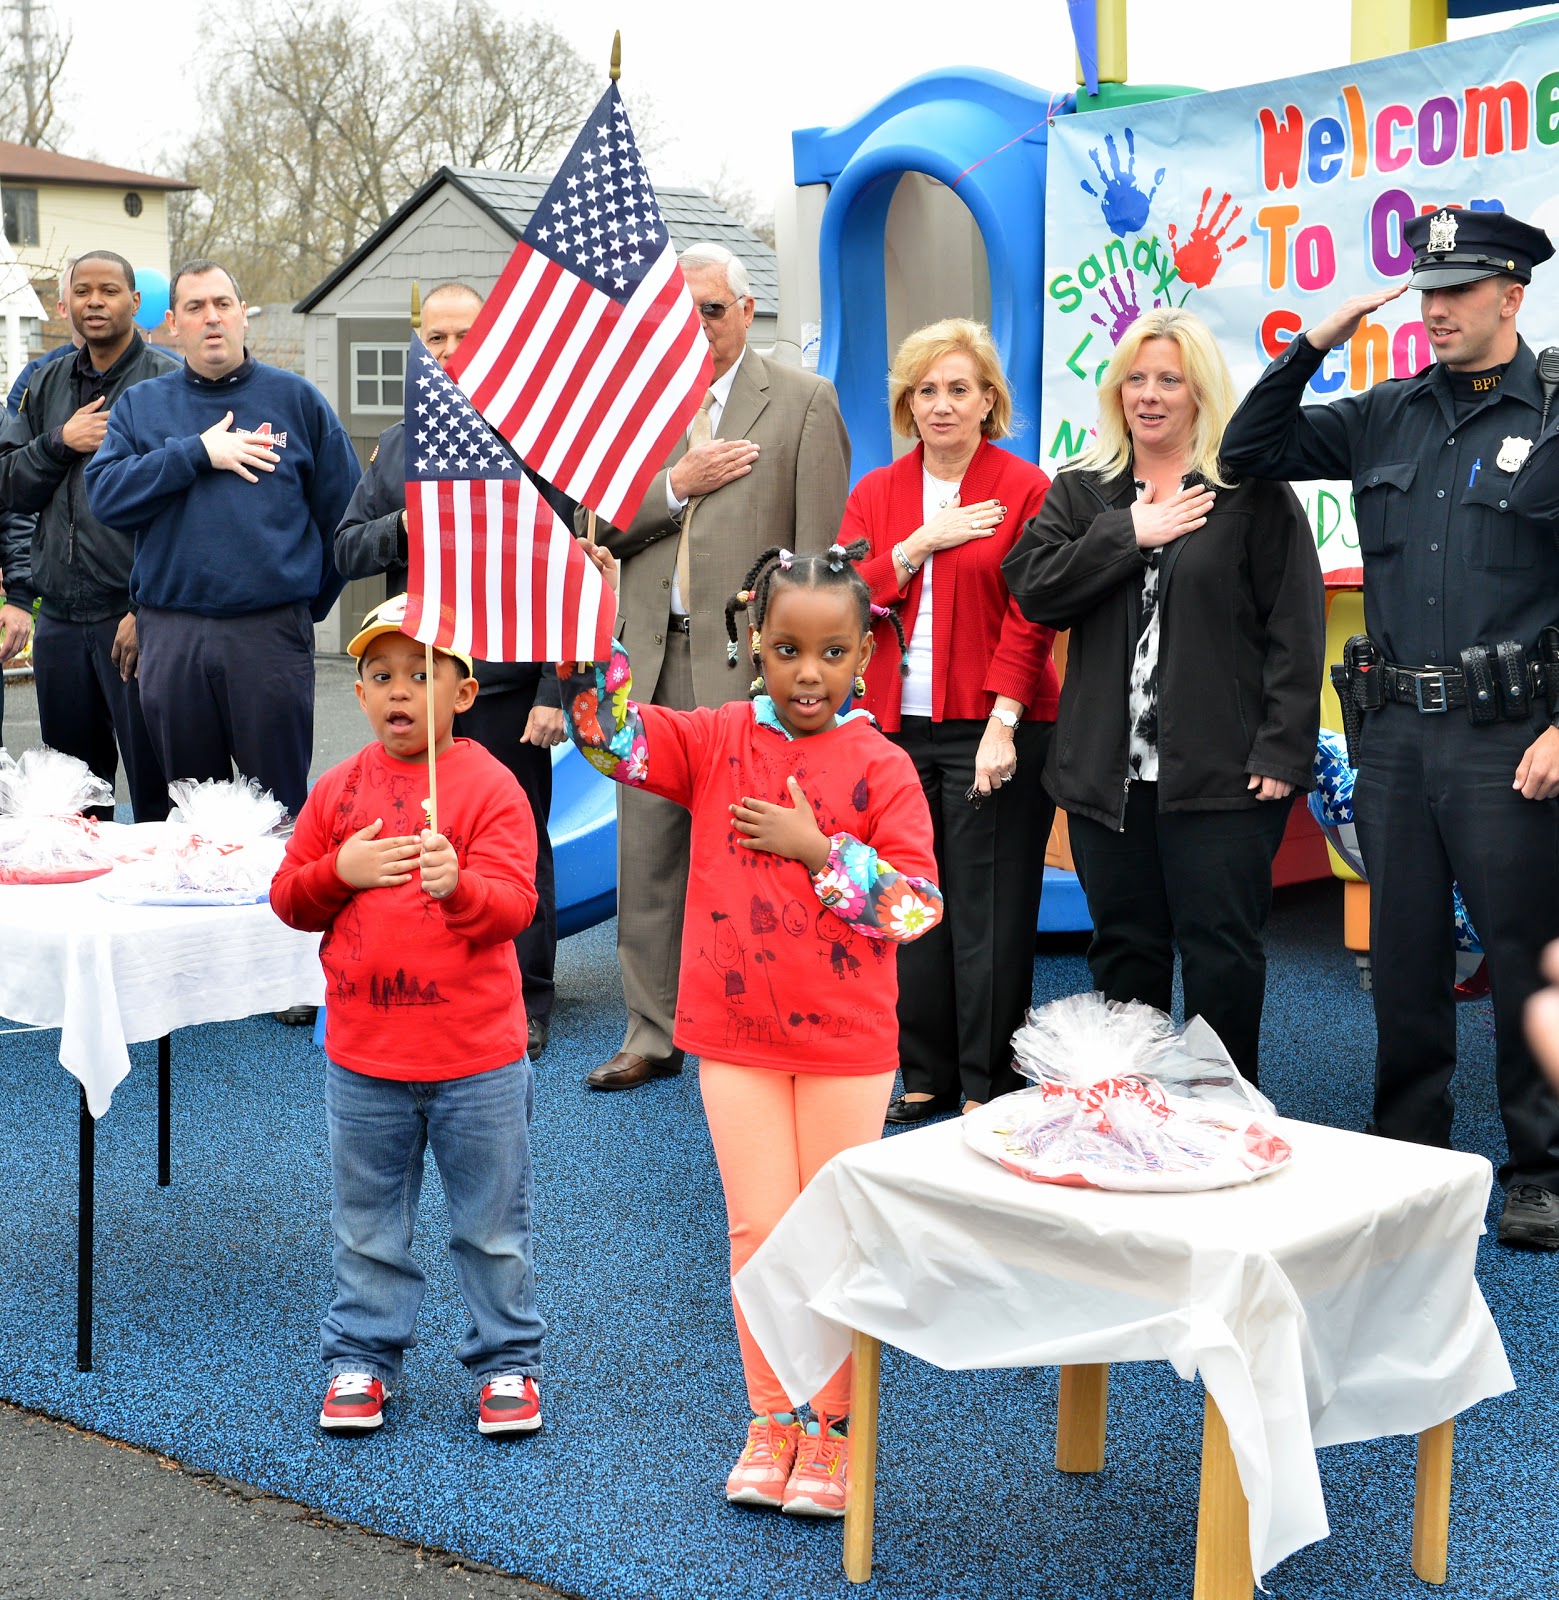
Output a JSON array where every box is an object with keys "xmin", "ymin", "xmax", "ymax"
[
  {"xmin": 166, "ymin": 0, "xmax": 650, "ymax": 306},
  {"xmin": 0, "ymin": 0, "xmax": 71, "ymax": 148},
  {"xmin": 702, "ymin": 163, "xmax": 776, "ymax": 251}
]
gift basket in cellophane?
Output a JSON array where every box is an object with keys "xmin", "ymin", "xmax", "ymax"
[
  {"xmin": 961, "ymin": 994, "xmax": 1293, "ymax": 1192},
  {"xmin": 0, "ymin": 748, "xmax": 121, "ymax": 883},
  {"xmin": 97, "ymin": 777, "xmax": 288, "ymax": 905}
]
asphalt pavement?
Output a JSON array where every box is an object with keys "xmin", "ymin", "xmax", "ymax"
[
  {"xmin": 0, "ymin": 1401, "xmax": 560, "ymax": 1599},
  {"xmin": 1, "ymin": 658, "xmax": 566, "ymax": 1599}
]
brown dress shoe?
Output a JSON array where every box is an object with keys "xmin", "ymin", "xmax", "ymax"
[{"xmin": 585, "ymin": 1049, "xmax": 684, "ymax": 1090}]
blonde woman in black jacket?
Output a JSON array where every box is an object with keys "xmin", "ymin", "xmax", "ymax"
[{"xmin": 1002, "ymin": 309, "xmax": 1323, "ymax": 1086}]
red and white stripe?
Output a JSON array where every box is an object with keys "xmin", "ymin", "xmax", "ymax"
[
  {"xmin": 448, "ymin": 242, "xmax": 711, "ymax": 530},
  {"xmin": 404, "ymin": 475, "xmax": 615, "ymax": 663}
]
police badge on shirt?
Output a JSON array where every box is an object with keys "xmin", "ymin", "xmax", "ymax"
[{"xmin": 1497, "ymin": 436, "xmax": 1533, "ymax": 474}]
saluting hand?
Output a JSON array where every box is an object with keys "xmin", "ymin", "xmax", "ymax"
[
  {"xmin": 1305, "ymin": 284, "xmax": 1409, "ymax": 352},
  {"xmin": 731, "ymin": 776, "xmax": 831, "ymax": 873}
]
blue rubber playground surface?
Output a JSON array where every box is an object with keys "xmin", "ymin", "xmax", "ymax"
[{"xmin": 2, "ymin": 885, "xmax": 1556, "ymax": 1600}]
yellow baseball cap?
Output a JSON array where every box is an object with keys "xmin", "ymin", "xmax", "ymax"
[{"xmin": 346, "ymin": 593, "xmax": 475, "ymax": 677}]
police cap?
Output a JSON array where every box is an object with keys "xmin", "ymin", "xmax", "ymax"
[{"xmin": 1405, "ymin": 207, "xmax": 1554, "ymax": 290}]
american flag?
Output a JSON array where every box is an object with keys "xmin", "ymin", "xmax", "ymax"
[
  {"xmin": 446, "ymin": 82, "xmax": 712, "ymax": 530},
  {"xmin": 402, "ymin": 336, "xmax": 615, "ymax": 663}
]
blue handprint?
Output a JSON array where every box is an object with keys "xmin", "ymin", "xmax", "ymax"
[{"xmin": 1080, "ymin": 128, "xmax": 1165, "ymax": 238}]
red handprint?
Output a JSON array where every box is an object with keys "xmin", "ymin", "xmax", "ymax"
[{"xmin": 1167, "ymin": 190, "xmax": 1248, "ymax": 289}]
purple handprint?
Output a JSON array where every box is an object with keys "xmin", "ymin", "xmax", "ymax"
[
  {"xmin": 1168, "ymin": 190, "xmax": 1249, "ymax": 288},
  {"xmin": 1090, "ymin": 271, "xmax": 1160, "ymax": 345},
  {"xmin": 1080, "ymin": 128, "xmax": 1164, "ymax": 238}
]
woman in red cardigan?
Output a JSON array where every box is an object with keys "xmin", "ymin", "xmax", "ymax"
[{"xmin": 842, "ymin": 318, "xmax": 1060, "ymax": 1120}]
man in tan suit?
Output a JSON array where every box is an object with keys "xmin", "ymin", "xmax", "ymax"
[{"xmin": 586, "ymin": 242, "xmax": 850, "ymax": 1089}]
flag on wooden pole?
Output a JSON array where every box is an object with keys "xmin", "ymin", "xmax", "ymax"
[
  {"xmin": 402, "ymin": 335, "xmax": 615, "ymax": 663},
  {"xmin": 446, "ymin": 81, "xmax": 712, "ymax": 530}
]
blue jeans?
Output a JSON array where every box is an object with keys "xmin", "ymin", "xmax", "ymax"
[{"xmin": 321, "ymin": 1059, "xmax": 544, "ymax": 1386}]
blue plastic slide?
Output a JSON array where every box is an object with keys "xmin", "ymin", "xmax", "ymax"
[{"xmin": 549, "ymin": 742, "xmax": 618, "ymax": 938}]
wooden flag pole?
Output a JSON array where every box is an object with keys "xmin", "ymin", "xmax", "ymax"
[
  {"xmin": 424, "ymin": 640, "xmax": 439, "ymax": 838},
  {"xmin": 591, "ymin": 34, "xmax": 616, "ymax": 552}
]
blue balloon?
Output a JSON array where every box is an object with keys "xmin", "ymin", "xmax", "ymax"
[{"xmin": 134, "ymin": 268, "xmax": 170, "ymax": 330}]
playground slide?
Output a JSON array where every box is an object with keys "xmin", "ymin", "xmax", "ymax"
[{"xmin": 549, "ymin": 742, "xmax": 618, "ymax": 939}]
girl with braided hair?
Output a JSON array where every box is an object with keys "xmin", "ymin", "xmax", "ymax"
[{"xmin": 561, "ymin": 539, "xmax": 940, "ymax": 1519}]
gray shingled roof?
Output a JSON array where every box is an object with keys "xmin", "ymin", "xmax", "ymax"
[{"xmin": 297, "ymin": 166, "xmax": 778, "ymax": 316}]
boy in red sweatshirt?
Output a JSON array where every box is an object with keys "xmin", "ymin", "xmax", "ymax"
[{"xmin": 271, "ymin": 594, "xmax": 544, "ymax": 1438}]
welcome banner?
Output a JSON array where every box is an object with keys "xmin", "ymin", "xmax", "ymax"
[{"xmin": 1040, "ymin": 19, "xmax": 1559, "ymax": 582}]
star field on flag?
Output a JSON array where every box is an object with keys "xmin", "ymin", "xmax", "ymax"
[{"xmin": 446, "ymin": 82, "xmax": 712, "ymax": 531}]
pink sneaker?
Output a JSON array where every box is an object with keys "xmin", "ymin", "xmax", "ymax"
[
  {"xmin": 478, "ymin": 1374, "xmax": 542, "ymax": 1436},
  {"xmin": 725, "ymin": 1414, "xmax": 802, "ymax": 1507},
  {"xmin": 782, "ymin": 1417, "xmax": 850, "ymax": 1518},
  {"xmin": 319, "ymin": 1371, "xmax": 387, "ymax": 1433}
]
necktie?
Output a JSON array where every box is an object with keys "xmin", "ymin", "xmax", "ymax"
[{"xmin": 675, "ymin": 389, "xmax": 716, "ymax": 615}]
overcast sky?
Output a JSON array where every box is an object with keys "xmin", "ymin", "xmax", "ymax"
[{"xmin": 56, "ymin": 0, "xmax": 1551, "ymax": 209}]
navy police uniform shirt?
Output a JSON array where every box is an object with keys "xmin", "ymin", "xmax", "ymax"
[{"xmin": 1222, "ymin": 334, "xmax": 1559, "ymax": 705}]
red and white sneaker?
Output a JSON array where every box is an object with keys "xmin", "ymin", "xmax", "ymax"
[
  {"xmin": 725, "ymin": 1414, "xmax": 802, "ymax": 1508},
  {"xmin": 319, "ymin": 1371, "xmax": 387, "ymax": 1433},
  {"xmin": 782, "ymin": 1417, "xmax": 850, "ymax": 1518},
  {"xmin": 478, "ymin": 1374, "xmax": 542, "ymax": 1436}
]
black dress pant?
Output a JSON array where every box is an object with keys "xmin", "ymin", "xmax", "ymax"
[
  {"xmin": 1353, "ymin": 706, "xmax": 1559, "ymax": 1189},
  {"xmin": 891, "ymin": 717, "xmax": 1054, "ymax": 1104},
  {"xmin": 32, "ymin": 612, "xmax": 170, "ymax": 821},
  {"xmin": 1067, "ymin": 781, "xmax": 1292, "ymax": 1085},
  {"xmin": 455, "ymin": 679, "xmax": 557, "ymax": 1027},
  {"xmin": 136, "ymin": 603, "xmax": 314, "ymax": 821}
]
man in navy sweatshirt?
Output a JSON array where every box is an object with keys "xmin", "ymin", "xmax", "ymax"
[{"xmin": 84, "ymin": 260, "xmax": 360, "ymax": 820}]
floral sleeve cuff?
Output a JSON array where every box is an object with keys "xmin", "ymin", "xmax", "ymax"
[
  {"xmin": 559, "ymin": 642, "xmax": 649, "ymax": 786},
  {"xmin": 810, "ymin": 831, "xmax": 943, "ymax": 943}
]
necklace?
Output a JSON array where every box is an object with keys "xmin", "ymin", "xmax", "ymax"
[{"xmin": 926, "ymin": 466, "xmax": 962, "ymax": 511}]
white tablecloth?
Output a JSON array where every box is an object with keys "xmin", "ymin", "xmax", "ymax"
[
  {"xmin": 734, "ymin": 1117, "xmax": 1513, "ymax": 1579},
  {"xmin": 0, "ymin": 872, "xmax": 322, "ymax": 1118}
]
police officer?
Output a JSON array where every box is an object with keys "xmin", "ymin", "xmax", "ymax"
[
  {"xmin": 1222, "ymin": 208, "xmax": 1559, "ymax": 1249},
  {"xmin": 333, "ymin": 281, "xmax": 565, "ymax": 1061}
]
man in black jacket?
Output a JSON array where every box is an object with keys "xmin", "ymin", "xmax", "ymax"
[
  {"xmin": 0, "ymin": 250, "xmax": 178, "ymax": 818},
  {"xmin": 0, "ymin": 509, "xmax": 33, "ymax": 745},
  {"xmin": 334, "ymin": 282, "xmax": 566, "ymax": 1060}
]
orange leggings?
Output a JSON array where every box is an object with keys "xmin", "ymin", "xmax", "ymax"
[{"xmin": 699, "ymin": 1059, "xmax": 895, "ymax": 1417}]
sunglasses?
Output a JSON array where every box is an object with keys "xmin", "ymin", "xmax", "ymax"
[{"xmin": 697, "ymin": 295, "xmax": 746, "ymax": 322}]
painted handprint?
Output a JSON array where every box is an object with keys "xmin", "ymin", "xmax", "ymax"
[
  {"xmin": 1168, "ymin": 190, "xmax": 1249, "ymax": 289},
  {"xmin": 1080, "ymin": 128, "xmax": 1164, "ymax": 238},
  {"xmin": 1090, "ymin": 271, "xmax": 1158, "ymax": 345}
]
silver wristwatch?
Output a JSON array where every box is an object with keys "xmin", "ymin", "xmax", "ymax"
[{"xmin": 988, "ymin": 708, "xmax": 1019, "ymax": 729}]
